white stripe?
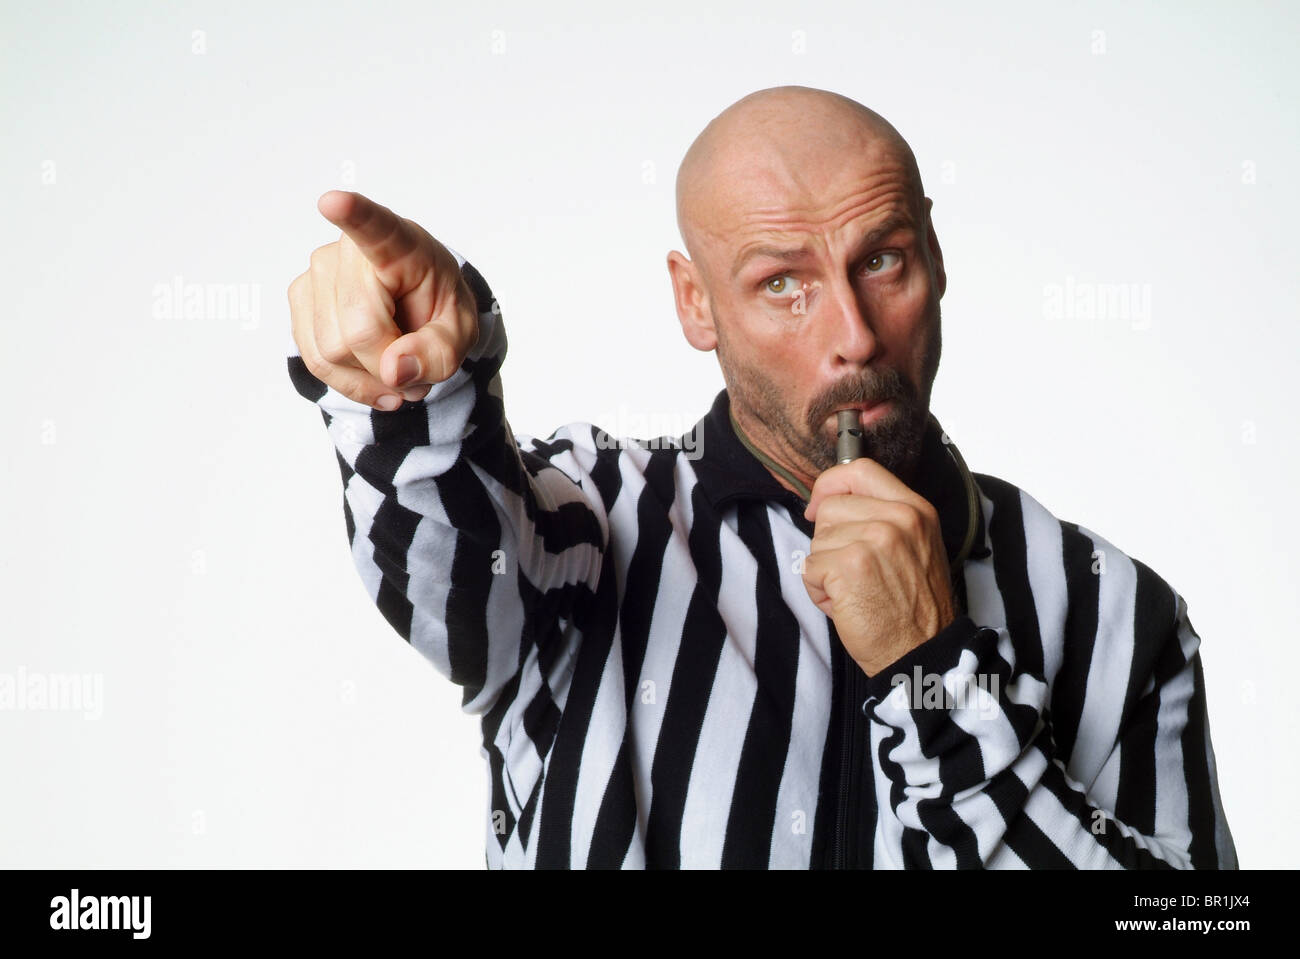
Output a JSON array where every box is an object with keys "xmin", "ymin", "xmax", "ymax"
[
  {"xmin": 621, "ymin": 460, "xmax": 700, "ymax": 865},
  {"xmin": 678, "ymin": 506, "xmax": 759, "ymax": 867},
  {"xmin": 766, "ymin": 506, "xmax": 832, "ymax": 869},
  {"xmin": 1068, "ymin": 525, "xmax": 1136, "ymax": 784}
]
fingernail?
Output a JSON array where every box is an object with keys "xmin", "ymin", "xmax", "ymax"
[
  {"xmin": 375, "ymin": 394, "xmax": 402, "ymax": 411},
  {"xmin": 395, "ymin": 355, "xmax": 420, "ymax": 387}
]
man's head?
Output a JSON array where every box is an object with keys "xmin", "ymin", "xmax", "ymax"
[{"xmin": 667, "ymin": 85, "xmax": 946, "ymax": 490}]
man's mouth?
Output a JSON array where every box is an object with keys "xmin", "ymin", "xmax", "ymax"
[{"xmin": 826, "ymin": 400, "xmax": 891, "ymax": 429}]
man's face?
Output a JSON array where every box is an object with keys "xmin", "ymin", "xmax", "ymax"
[{"xmin": 679, "ymin": 138, "xmax": 946, "ymax": 487}]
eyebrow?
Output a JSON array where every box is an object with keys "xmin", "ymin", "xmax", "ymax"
[{"xmin": 731, "ymin": 213, "xmax": 917, "ymax": 280}]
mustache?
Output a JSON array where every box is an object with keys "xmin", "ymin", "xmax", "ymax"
[{"xmin": 806, "ymin": 368, "xmax": 913, "ymax": 432}]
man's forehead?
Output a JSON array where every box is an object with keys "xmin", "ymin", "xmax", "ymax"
[
  {"xmin": 727, "ymin": 204, "xmax": 919, "ymax": 278},
  {"xmin": 697, "ymin": 161, "xmax": 920, "ymax": 261}
]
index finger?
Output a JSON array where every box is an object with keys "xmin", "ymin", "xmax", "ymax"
[
  {"xmin": 803, "ymin": 458, "xmax": 924, "ymax": 522},
  {"xmin": 317, "ymin": 190, "xmax": 419, "ymax": 270}
]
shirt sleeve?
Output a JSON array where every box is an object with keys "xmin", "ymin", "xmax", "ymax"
[
  {"xmin": 286, "ymin": 249, "xmax": 608, "ymax": 716},
  {"xmin": 860, "ymin": 586, "xmax": 1238, "ymax": 869}
]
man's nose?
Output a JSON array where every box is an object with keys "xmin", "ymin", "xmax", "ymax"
[{"xmin": 822, "ymin": 276, "xmax": 878, "ymax": 366}]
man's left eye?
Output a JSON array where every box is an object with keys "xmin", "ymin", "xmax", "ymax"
[{"xmin": 864, "ymin": 252, "xmax": 903, "ymax": 273}]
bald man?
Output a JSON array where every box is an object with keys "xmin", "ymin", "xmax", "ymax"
[{"xmin": 287, "ymin": 85, "xmax": 1237, "ymax": 869}]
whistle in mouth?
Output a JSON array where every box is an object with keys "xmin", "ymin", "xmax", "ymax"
[{"xmin": 836, "ymin": 409, "xmax": 865, "ymax": 465}]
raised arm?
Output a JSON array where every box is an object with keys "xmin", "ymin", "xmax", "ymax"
[{"xmin": 286, "ymin": 191, "xmax": 607, "ymax": 715}]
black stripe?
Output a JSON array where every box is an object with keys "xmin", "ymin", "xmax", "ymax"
[
  {"xmin": 644, "ymin": 485, "xmax": 727, "ymax": 868},
  {"xmin": 286, "ymin": 354, "xmax": 326, "ymax": 403},
  {"xmin": 1181, "ymin": 647, "xmax": 1219, "ymax": 868},
  {"xmin": 534, "ymin": 556, "xmax": 621, "ymax": 868},
  {"xmin": 435, "ymin": 457, "xmax": 503, "ymax": 704},
  {"xmin": 587, "ymin": 738, "xmax": 637, "ymax": 868},
  {"xmin": 459, "ymin": 259, "xmax": 496, "ymax": 315},
  {"xmin": 979, "ymin": 475, "xmax": 1045, "ymax": 680},
  {"xmin": 617, "ymin": 451, "xmax": 679, "ymax": 699},
  {"xmin": 587, "ymin": 426, "xmax": 625, "ymax": 509},
  {"xmin": 914, "ymin": 799, "xmax": 982, "ymax": 868},
  {"xmin": 721, "ymin": 502, "xmax": 800, "ymax": 868},
  {"xmin": 901, "ymin": 827, "xmax": 932, "ymax": 868},
  {"xmin": 482, "ymin": 728, "xmax": 517, "ymax": 854},
  {"xmin": 1114, "ymin": 561, "xmax": 1177, "ymax": 836},
  {"xmin": 1053, "ymin": 520, "xmax": 1101, "ymax": 769},
  {"xmin": 1004, "ymin": 815, "xmax": 1077, "ymax": 869},
  {"xmin": 588, "ymin": 450, "xmax": 679, "ymax": 865},
  {"xmin": 810, "ymin": 640, "xmax": 846, "ymax": 868}
]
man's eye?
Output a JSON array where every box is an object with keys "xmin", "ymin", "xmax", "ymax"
[
  {"xmin": 864, "ymin": 252, "xmax": 902, "ymax": 273},
  {"xmin": 765, "ymin": 275, "xmax": 793, "ymax": 295}
]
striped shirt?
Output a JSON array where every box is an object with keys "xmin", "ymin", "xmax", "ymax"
[{"xmin": 287, "ymin": 250, "xmax": 1238, "ymax": 869}]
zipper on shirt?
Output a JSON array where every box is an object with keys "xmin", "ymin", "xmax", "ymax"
[
  {"xmin": 833, "ymin": 673, "xmax": 852, "ymax": 868},
  {"xmin": 832, "ymin": 639, "xmax": 860, "ymax": 868},
  {"xmin": 832, "ymin": 643, "xmax": 875, "ymax": 869}
]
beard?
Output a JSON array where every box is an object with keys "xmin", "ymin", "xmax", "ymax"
[{"xmin": 716, "ymin": 308, "xmax": 940, "ymax": 484}]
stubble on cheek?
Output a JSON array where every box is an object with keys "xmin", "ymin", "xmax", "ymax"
[{"xmin": 717, "ymin": 328, "xmax": 837, "ymax": 474}]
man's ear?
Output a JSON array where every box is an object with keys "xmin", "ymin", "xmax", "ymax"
[
  {"xmin": 667, "ymin": 250, "xmax": 717, "ymax": 351},
  {"xmin": 922, "ymin": 197, "xmax": 947, "ymax": 299}
]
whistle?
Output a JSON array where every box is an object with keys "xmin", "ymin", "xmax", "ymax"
[{"xmin": 836, "ymin": 409, "xmax": 865, "ymax": 464}]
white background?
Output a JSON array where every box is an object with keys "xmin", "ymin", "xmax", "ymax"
[{"xmin": 2, "ymin": 0, "xmax": 1296, "ymax": 868}]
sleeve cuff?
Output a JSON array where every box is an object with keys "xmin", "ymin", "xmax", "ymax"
[{"xmin": 861, "ymin": 613, "xmax": 991, "ymax": 709}]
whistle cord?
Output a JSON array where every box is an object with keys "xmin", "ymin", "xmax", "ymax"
[{"xmin": 728, "ymin": 406, "xmax": 813, "ymax": 503}]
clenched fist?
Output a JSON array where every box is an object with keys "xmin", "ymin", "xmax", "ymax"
[
  {"xmin": 288, "ymin": 190, "xmax": 481, "ymax": 410},
  {"xmin": 801, "ymin": 457, "xmax": 957, "ymax": 677}
]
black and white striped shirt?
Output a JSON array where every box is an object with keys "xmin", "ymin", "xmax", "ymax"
[{"xmin": 287, "ymin": 250, "xmax": 1238, "ymax": 869}]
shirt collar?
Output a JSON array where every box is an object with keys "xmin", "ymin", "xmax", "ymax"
[{"xmin": 685, "ymin": 388, "xmax": 988, "ymax": 568}]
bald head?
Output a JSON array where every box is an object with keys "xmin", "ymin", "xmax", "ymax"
[{"xmin": 675, "ymin": 86, "xmax": 925, "ymax": 277}]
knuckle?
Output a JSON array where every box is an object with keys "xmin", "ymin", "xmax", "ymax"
[
  {"xmin": 902, "ymin": 504, "xmax": 927, "ymax": 536},
  {"xmin": 300, "ymin": 348, "xmax": 330, "ymax": 381},
  {"xmin": 848, "ymin": 541, "xmax": 874, "ymax": 572},
  {"xmin": 291, "ymin": 319, "xmax": 308, "ymax": 356},
  {"xmin": 339, "ymin": 382, "xmax": 376, "ymax": 407},
  {"xmin": 317, "ymin": 335, "xmax": 352, "ymax": 365},
  {"xmin": 308, "ymin": 243, "xmax": 336, "ymax": 270},
  {"xmin": 288, "ymin": 276, "xmax": 311, "ymax": 330},
  {"xmin": 865, "ymin": 522, "xmax": 894, "ymax": 548},
  {"xmin": 340, "ymin": 318, "xmax": 387, "ymax": 353}
]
